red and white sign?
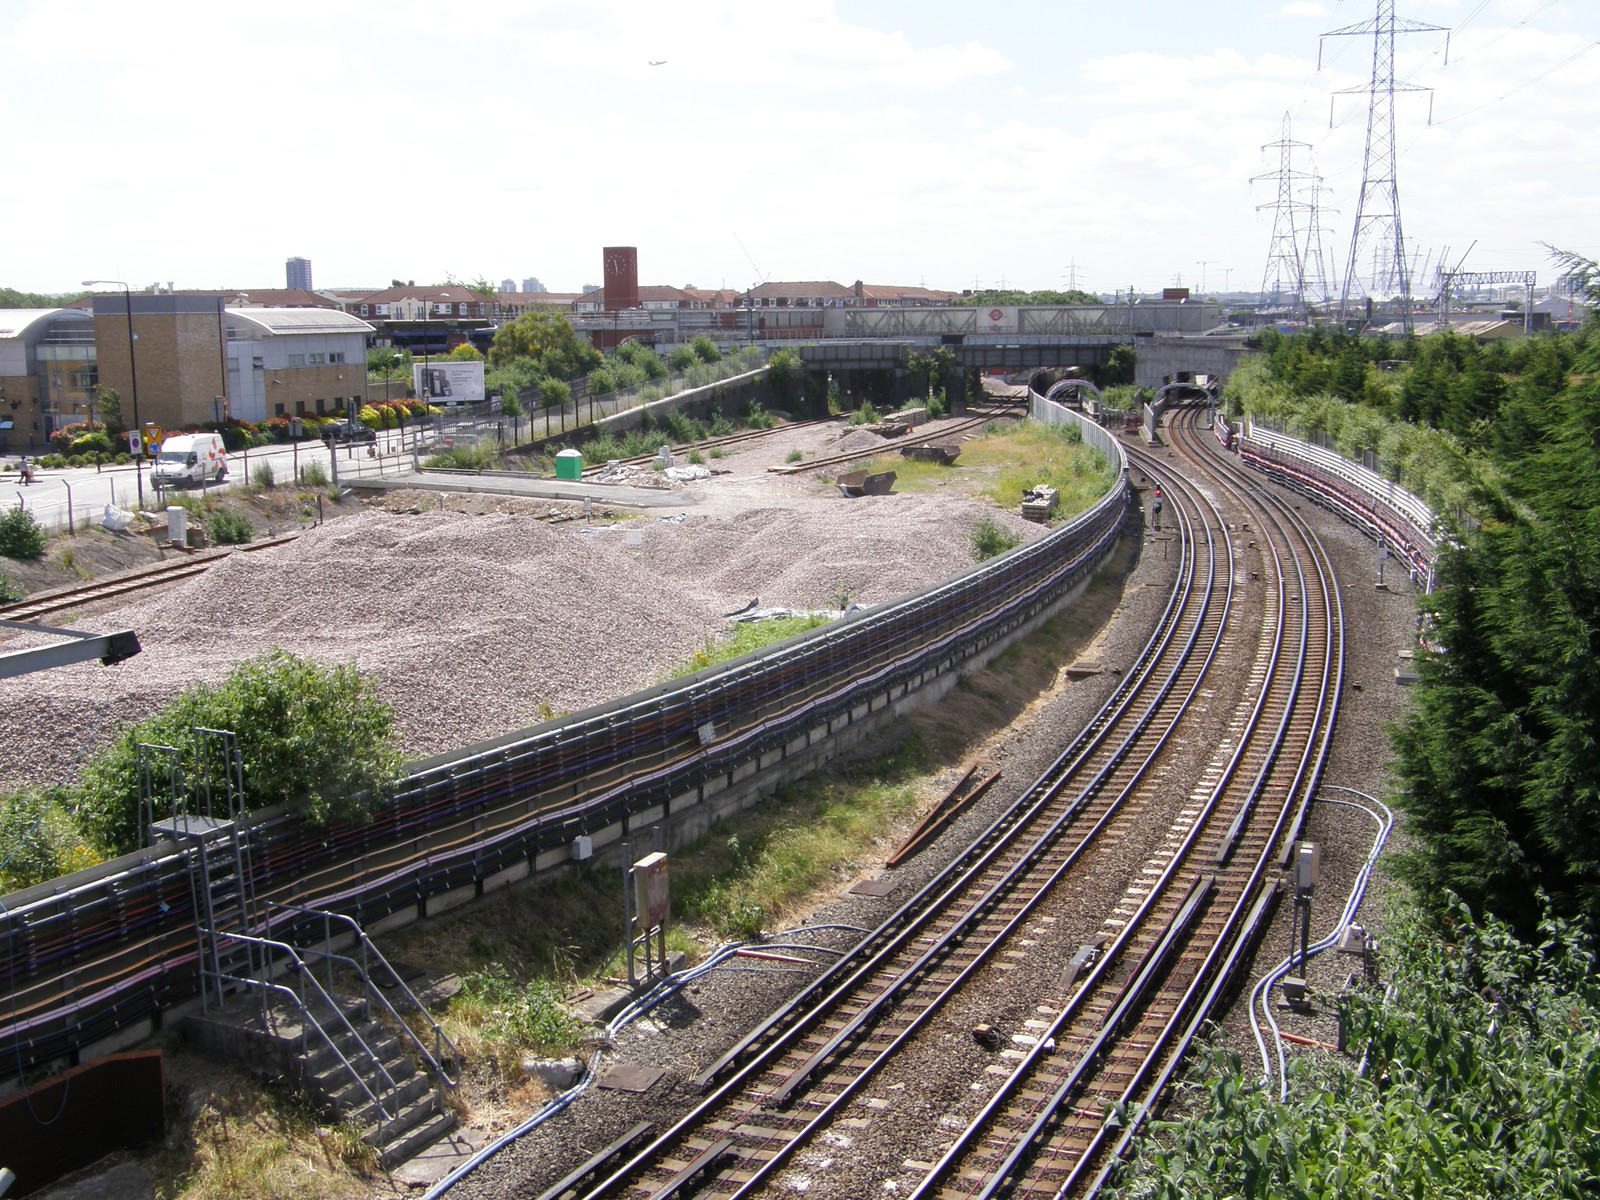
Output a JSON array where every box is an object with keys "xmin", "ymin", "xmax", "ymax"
[{"xmin": 989, "ymin": 309, "xmax": 1004, "ymax": 322}]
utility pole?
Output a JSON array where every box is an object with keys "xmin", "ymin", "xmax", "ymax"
[
  {"xmin": 1195, "ymin": 262, "xmax": 1212, "ymax": 294},
  {"xmin": 1325, "ymin": 0, "xmax": 1446, "ymax": 332}
]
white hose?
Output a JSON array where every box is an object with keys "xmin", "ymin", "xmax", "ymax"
[{"xmin": 1247, "ymin": 786, "xmax": 1393, "ymax": 1099}]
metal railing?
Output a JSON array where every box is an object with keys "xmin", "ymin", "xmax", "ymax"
[
  {"xmin": 214, "ymin": 929, "xmax": 405, "ymax": 1135},
  {"xmin": 263, "ymin": 899, "xmax": 460, "ymax": 1094}
]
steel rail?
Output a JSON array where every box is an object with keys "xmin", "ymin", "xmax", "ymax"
[
  {"xmin": 766, "ymin": 407, "xmax": 1020, "ymax": 475},
  {"xmin": 0, "ymin": 532, "xmax": 301, "ymax": 622},
  {"xmin": 904, "ymin": 404, "xmax": 1344, "ymax": 1198},
  {"xmin": 1060, "ymin": 406, "xmax": 1347, "ymax": 1195},
  {"xmin": 564, "ymin": 448, "xmax": 1236, "ymax": 1200}
]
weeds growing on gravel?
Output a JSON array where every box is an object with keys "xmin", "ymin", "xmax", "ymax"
[{"xmin": 671, "ymin": 615, "xmax": 830, "ymax": 678}]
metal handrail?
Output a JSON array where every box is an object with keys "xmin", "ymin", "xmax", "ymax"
[
  {"xmin": 213, "ymin": 971, "xmax": 396, "ymax": 1143},
  {"xmin": 214, "ymin": 929, "xmax": 404, "ymax": 1118},
  {"xmin": 264, "ymin": 899, "xmax": 461, "ymax": 1089}
]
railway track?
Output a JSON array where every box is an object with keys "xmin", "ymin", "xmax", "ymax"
[
  {"xmin": 0, "ymin": 532, "xmax": 302, "ymax": 623},
  {"xmin": 510, "ymin": 402, "xmax": 1343, "ymax": 1200},
  {"xmin": 578, "ymin": 418, "xmax": 839, "ymax": 476},
  {"xmin": 765, "ymin": 404, "xmax": 1023, "ymax": 476}
]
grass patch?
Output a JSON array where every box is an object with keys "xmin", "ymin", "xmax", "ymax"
[
  {"xmin": 250, "ymin": 461, "xmax": 276, "ymax": 490},
  {"xmin": 300, "ymin": 459, "xmax": 330, "ymax": 487},
  {"xmin": 672, "ymin": 615, "xmax": 831, "ymax": 678},
  {"xmin": 674, "ymin": 738, "xmax": 928, "ymax": 938},
  {"xmin": 960, "ymin": 420, "xmax": 1116, "ymax": 516},
  {"xmin": 146, "ymin": 1046, "xmax": 381, "ymax": 1200},
  {"xmin": 442, "ymin": 964, "xmax": 586, "ymax": 1078},
  {"xmin": 424, "ymin": 441, "xmax": 501, "ymax": 470}
]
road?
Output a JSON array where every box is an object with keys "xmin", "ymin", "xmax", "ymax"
[{"xmin": 0, "ymin": 432, "xmax": 427, "ymax": 533}]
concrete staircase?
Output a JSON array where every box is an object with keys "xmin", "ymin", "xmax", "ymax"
[{"xmin": 187, "ymin": 991, "xmax": 457, "ymax": 1169}]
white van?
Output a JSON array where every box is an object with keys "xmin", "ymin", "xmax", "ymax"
[{"xmin": 152, "ymin": 433, "xmax": 228, "ymax": 488}]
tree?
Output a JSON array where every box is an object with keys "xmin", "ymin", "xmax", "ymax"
[
  {"xmin": 958, "ymin": 288, "xmax": 1102, "ymax": 307},
  {"xmin": 96, "ymin": 388, "xmax": 124, "ymax": 434},
  {"xmin": 489, "ymin": 312, "xmax": 600, "ymax": 376},
  {"xmin": 1542, "ymin": 244, "xmax": 1600, "ymax": 307},
  {"xmin": 76, "ymin": 650, "xmax": 405, "ymax": 853},
  {"xmin": 447, "ymin": 343, "xmax": 484, "ymax": 361},
  {"xmin": 0, "ymin": 286, "xmax": 85, "ymax": 308},
  {"xmin": 538, "ymin": 378, "xmax": 571, "ymax": 410},
  {"xmin": 1100, "ymin": 344, "xmax": 1137, "ymax": 387},
  {"xmin": 766, "ymin": 348, "xmax": 801, "ymax": 405},
  {"xmin": 367, "ymin": 347, "xmax": 413, "ymax": 380}
]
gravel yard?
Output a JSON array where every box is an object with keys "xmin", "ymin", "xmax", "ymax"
[{"xmin": 0, "ymin": 414, "xmax": 1039, "ymax": 791}]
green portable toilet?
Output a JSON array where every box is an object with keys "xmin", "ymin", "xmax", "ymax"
[{"xmin": 555, "ymin": 448, "xmax": 583, "ymax": 480}]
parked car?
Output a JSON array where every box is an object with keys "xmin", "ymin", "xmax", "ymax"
[
  {"xmin": 320, "ymin": 420, "xmax": 377, "ymax": 445},
  {"xmin": 151, "ymin": 432, "xmax": 228, "ymax": 488}
]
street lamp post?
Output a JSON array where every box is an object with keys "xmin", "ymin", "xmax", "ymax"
[{"xmin": 83, "ymin": 279, "xmax": 143, "ymax": 507}]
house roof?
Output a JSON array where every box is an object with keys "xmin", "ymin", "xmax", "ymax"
[
  {"xmin": 224, "ymin": 288, "xmax": 337, "ymax": 308},
  {"xmin": 351, "ymin": 285, "xmax": 489, "ymax": 305},
  {"xmin": 579, "ymin": 285, "xmax": 697, "ymax": 307},
  {"xmin": 750, "ymin": 281, "xmax": 853, "ymax": 300},
  {"xmin": 226, "ymin": 308, "xmax": 375, "ymax": 336},
  {"xmin": 857, "ymin": 283, "xmax": 961, "ymax": 303},
  {"xmin": 684, "ymin": 289, "xmax": 741, "ymax": 307}
]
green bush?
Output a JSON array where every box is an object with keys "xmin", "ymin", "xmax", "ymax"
[
  {"xmin": 690, "ymin": 335, "xmax": 721, "ymax": 364},
  {"xmin": 668, "ymin": 345, "xmax": 698, "ymax": 372},
  {"xmin": 0, "ymin": 790, "xmax": 108, "ymax": 892},
  {"xmin": 1111, "ymin": 892, "xmax": 1600, "ymax": 1200},
  {"xmin": 970, "ymin": 515, "xmax": 1022, "ymax": 561},
  {"xmin": 251, "ymin": 461, "xmax": 276, "ymax": 489},
  {"xmin": 209, "ymin": 509, "xmax": 254, "ymax": 545},
  {"xmin": 76, "ymin": 649, "xmax": 404, "ymax": 853},
  {"xmin": 687, "ymin": 449, "xmax": 706, "ymax": 465},
  {"xmin": 539, "ymin": 378, "xmax": 571, "ymax": 410},
  {"xmin": 785, "ymin": 449, "xmax": 803, "ymax": 463},
  {"xmin": 0, "ymin": 506, "xmax": 49, "ymax": 559},
  {"xmin": 849, "ymin": 401, "xmax": 880, "ymax": 426},
  {"xmin": 0, "ymin": 568, "xmax": 20, "ymax": 601},
  {"xmin": 300, "ymin": 459, "xmax": 330, "ymax": 487}
]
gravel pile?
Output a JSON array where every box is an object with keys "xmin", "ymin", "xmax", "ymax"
[
  {"xmin": 592, "ymin": 496, "xmax": 1040, "ymax": 609},
  {"xmin": 834, "ymin": 428, "xmax": 892, "ymax": 454},
  {"xmin": 0, "ymin": 494, "xmax": 1036, "ymax": 789}
]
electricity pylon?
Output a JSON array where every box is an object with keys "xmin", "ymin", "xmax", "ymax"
[
  {"xmin": 1255, "ymin": 112, "xmax": 1312, "ymax": 317},
  {"xmin": 1324, "ymin": 0, "xmax": 1445, "ymax": 332}
]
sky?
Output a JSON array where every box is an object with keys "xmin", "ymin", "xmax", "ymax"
[{"xmin": 1, "ymin": 0, "xmax": 1594, "ymax": 299}]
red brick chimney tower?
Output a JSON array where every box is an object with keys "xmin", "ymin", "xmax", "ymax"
[{"xmin": 602, "ymin": 247, "xmax": 639, "ymax": 312}]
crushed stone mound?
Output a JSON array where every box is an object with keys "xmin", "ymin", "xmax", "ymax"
[
  {"xmin": 835, "ymin": 428, "xmax": 890, "ymax": 454},
  {"xmin": 0, "ymin": 497, "xmax": 1040, "ymax": 790}
]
